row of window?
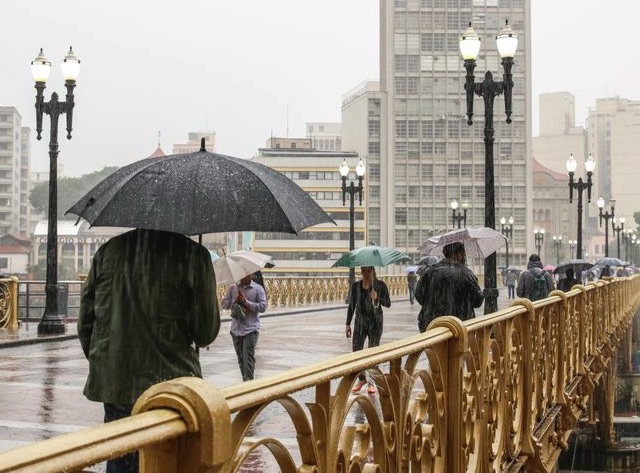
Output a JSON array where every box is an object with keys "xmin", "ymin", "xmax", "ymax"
[{"xmin": 255, "ymin": 231, "xmax": 365, "ymax": 241}]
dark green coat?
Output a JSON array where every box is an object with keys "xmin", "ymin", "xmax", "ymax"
[{"xmin": 78, "ymin": 229, "xmax": 220, "ymax": 405}]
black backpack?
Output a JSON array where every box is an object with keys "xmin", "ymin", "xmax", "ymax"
[{"xmin": 529, "ymin": 272, "xmax": 548, "ymax": 301}]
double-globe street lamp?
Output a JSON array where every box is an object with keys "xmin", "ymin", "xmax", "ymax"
[
  {"xmin": 534, "ymin": 229, "xmax": 545, "ymax": 255},
  {"xmin": 552, "ymin": 235, "xmax": 562, "ymax": 264},
  {"xmin": 460, "ymin": 20, "xmax": 518, "ymax": 314},
  {"xmin": 613, "ymin": 217, "xmax": 625, "ymax": 259},
  {"xmin": 339, "ymin": 159, "xmax": 365, "ymax": 296},
  {"xmin": 450, "ymin": 199, "xmax": 468, "ymax": 229},
  {"xmin": 566, "ymin": 154, "xmax": 595, "ymax": 260},
  {"xmin": 568, "ymin": 240, "xmax": 577, "ymax": 259},
  {"xmin": 597, "ymin": 197, "xmax": 615, "ymax": 257},
  {"xmin": 31, "ymin": 47, "xmax": 80, "ymax": 335},
  {"xmin": 623, "ymin": 230, "xmax": 636, "ymax": 262},
  {"xmin": 500, "ymin": 216, "xmax": 514, "ymax": 268}
]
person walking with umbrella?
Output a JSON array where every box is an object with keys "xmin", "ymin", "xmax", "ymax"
[
  {"xmin": 415, "ymin": 242, "xmax": 484, "ymax": 332},
  {"xmin": 222, "ymin": 272, "xmax": 267, "ymax": 382},
  {"xmin": 516, "ymin": 254, "xmax": 555, "ymax": 301},
  {"xmin": 346, "ymin": 266, "xmax": 391, "ymax": 394},
  {"xmin": 78, "ymin": 228, "xmax": 220, "ymax": 473}
]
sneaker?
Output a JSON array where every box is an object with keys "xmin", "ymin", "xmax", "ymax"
[{"xmin": 352, "ymin": 380, "xmax": 367, "ymax": 393}]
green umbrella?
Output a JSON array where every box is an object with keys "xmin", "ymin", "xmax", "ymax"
[{"xmin": 332, "ymin": 245, "xmax": 411, "ymax": 268}]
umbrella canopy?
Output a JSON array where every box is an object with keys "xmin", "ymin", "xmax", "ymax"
[
  {"xmin": 418, "ymin": 227, "xmax": 507, "ymax": 259},
  {"xmin": 332, "ymin": 245, "xmax": 411, "ymax": 268},
  {"xmin": 65, "ymin": 140, "xmax": 335, "ymax": 236},
  {"xmin": 543, "ymin": 264, "xmax": 556, "ymax": 272},
  {"xmin": 552, "ymin": 259, "xmax": 594, "ymax": 276},
  {"xmin": 418, "ymin": 255, "xmax": 441, "ymax": 266},
  {"xmin": 403, "ymin": 265, "xmax": 419, "ymax": 273},
  {"xmin": 595, "ymin": 257, "xmax": 626, "ymax": 267},
  {"xmin": 212, "ymin": 250, "xmax": 275, "ymax": 284}
]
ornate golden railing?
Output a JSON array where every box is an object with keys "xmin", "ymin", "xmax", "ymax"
[
  {"xmin": 1, "ymin": 276, "xmax": 638, "ymax": 473},
  {"xmin": 217, "ymin": 275, "xmax": 407, "ymax": 307},
  {"xmin": 0, "ymin": 277, "xmax": 19, "ymax": 331}
]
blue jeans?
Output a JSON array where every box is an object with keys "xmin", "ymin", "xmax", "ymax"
[{"xmin": 104, "ymin": 403, "xmax": 138, "ymax": 473}]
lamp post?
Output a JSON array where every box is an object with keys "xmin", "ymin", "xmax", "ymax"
[
  {"xmin": 612, "ymin": 217, "xmax": 625, "ymax": 259},
  {"xmin": 534, "ymin": 229, "xmax": 545, "ymax": 255},
  {"xmin": 460, "ymin": 19, "xmax": 518, "ymax": 315},
  {"xmin": 622, "ymin": 230, "xmax": 635, "ymax": 262},
  {"xmin": 568, "ymin": 240, "xmax": 577, "ymax": 259},
  {"xmin": 597, "ymin": 196, "xmax": 615, "ymax": 257},
  {"xmin": 31, "ymin": 47, "xmax": 80, "ymax": 336},
  {"xmin": 552, "ymin": 235, "xmax": 562, "ymax": 264},
  {"xmin": 500, "ymin": 216, "xmax": 513, "ymax": 268},
  {"xmin": 566, "ymin": 153, "xmax": 595, "ymax": 260},
  {"xmin": 450, "ymin": 199, "xmax": 468, "ymax": 229},
  {"xmin": 339, "ymin": 159, "xmax": 365, "ymax": 297}
]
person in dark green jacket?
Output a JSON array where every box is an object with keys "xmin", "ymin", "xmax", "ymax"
[{"xmin": 78, "ymin": 228, "xmax": 220, "ymax": 473}]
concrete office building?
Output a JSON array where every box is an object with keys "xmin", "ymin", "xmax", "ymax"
[
  {"xmin": 0, "ymin": 106, "xmax": 31, "ymax": 239},
  {"xmin": 587, "ymin": 97, "xmax": 640, "ymax": 228},
  {"xmin": 360, "ymin": 0, "xmax": 531, "ymax": 266},
  {"xmin": 252, "ymin": 136, "xmax": 363, "ymax": 275}
]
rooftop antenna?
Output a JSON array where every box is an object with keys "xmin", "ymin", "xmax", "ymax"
[{"xmin": 157, "ymin": 130, "xmax": 161, "ymax": 148}]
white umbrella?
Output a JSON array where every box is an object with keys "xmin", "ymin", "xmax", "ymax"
[
  {"xmin": 418, "ymin": 227, "xmax": 507, "ymax": 259},
  {"xmin": 212, "ymin": 250, "xmax": 274, "ymax": 284}
]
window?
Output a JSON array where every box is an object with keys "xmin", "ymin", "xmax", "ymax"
[{"xmin": 395, "ymin": 208, "xmax": 407, "ymax": 225}]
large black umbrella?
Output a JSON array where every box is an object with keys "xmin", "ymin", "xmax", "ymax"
[
  {"xmin": 552, "ymin": 259, "xmax": 594, "ymax": 276},
  {"xmin": 66, "ymin": 140, "xmax": 334, "ymax": 235}
]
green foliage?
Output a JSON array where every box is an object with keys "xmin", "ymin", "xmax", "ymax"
[{"xmin": 29, "ymin": 167, "xmax": 119, "ymax": 218}]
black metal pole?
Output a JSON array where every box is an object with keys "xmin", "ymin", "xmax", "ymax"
[
  {"xmin": 599, "ymin": 206, "xmax": 614, "ymax": 257},
  {"xmin": 35, "ymin": 80, "xmax": 75, "ymax": 335},
  {"xmin": 568, "ymin": 173, "xmax": 592, "ymax": 261},
  {"xmin": 341, "ymin": 173, "xmax": 363, "ymax": 302},
  {"xmin": 613, "ymin": 222, "xmax": 624, "ymax": 259},
  {"xmin": 463, "ymin": 56, "xmax": 513, "ymax": 315}
]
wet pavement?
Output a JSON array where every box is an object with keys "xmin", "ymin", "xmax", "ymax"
[{"xmin": 0, "ymin": 291, "xmax": 515, "ymax": 470}]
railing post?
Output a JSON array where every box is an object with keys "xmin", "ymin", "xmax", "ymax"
[
  {"xmin": 8, "ymin": 276, "xmax": 18, "ymax": 331},
  {"xmin": 134, "ymin": 377, "xmax": 232, "ymax": 473}
]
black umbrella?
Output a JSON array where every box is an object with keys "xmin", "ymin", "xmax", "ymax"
[
  {"xmin": 552, "ymin": 259, "xmax": 594, "ymax": 276},
  {"xmin": 66, "ymin": 139, "xmax": 335, "ymax": 235},
  {"xmin": 595, "ymin": 257, "xmax": 626, "ymax": 267}
]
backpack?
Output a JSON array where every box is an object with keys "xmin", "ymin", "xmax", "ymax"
[{"xmin": 529, "ymin": 271, "xmax": 548, "ymax": 301}]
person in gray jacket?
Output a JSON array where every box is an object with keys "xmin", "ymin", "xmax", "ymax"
[{"xmin": 516, "ymin": 254, "xmax": 555, "ymax": 301}]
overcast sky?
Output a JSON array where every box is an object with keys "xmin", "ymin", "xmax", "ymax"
[{"xmin": 2, "ymin": 1, "xmax": 639, "ymax": 177}]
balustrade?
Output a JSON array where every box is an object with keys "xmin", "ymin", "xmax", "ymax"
[{"xmin": 1, "ymin": 276, "xmax": 638, "ymax": 472}]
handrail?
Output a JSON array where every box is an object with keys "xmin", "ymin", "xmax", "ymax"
[{"xmin": 0, "ymin": 276, "xmax": 637, "ymax": 472}]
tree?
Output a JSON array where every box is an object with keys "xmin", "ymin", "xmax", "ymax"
[{"xmin": 29, "ymin": 167, "xmax": 119, "ymax": 219}]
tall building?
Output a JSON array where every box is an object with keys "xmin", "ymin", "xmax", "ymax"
[
  {"xmin": 359, "ymin": 1, "xmax": 531, "ymax": 267},
  {"xmin": 587, "ymin": 97, "xmax": 640, "ymax": 228},
  {"xmin": 306, "ymin": 122, "xmax": 342, "ymax": 151},
  {"xmin": 252, "ymin": 137, "xmax": 363, "ymax": 275},
  {"xmin": 0, "ymin": 106, "xmax": 30, "ymax": 238}
]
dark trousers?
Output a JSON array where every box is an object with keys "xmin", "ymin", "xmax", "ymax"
[
  {"xmin": 231, "ymin": 331, "xmax": 259, "ymax": 381},
  {"xmin": 352, "ymin": 312, "xmax": 383, "ymax": 381},
  {"xmin": 104, "ymin": 403, "xmax": 138, "ymax": 473},
  {"xmin": 508, "ymin": 285, "xmax": 515, "ymax": 299}
]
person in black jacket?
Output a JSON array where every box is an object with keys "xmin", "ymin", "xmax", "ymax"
[
  {"xmin": 415, "ymin": 242, "xmax": 484, "ymax": 333},
  {"xmin": 345, "ymin": 266, "xmax": 391, "ymax": 394}
]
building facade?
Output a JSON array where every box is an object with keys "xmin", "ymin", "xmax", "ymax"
[
  {"xmin": 252, "ymin": 137, "xmax": 363, "ymax": 275},
  {"xmin": 0, "ymin": 106, "xmax": 30, "ymax": 239},
  {"xmin": 359, "ymin": 0, "xmax": 532, "ymax": 268}
]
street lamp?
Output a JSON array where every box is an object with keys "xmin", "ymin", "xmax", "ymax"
[
  {"xmin": 552, "ymin": 235, "xmax": 562, "ymax": 264},
  {"xmin": 566, "ymin": 153, "xmax": 595, "ymax": 260},
  {"xmin": 612, "ymin": 217, "xmax": 625, "ymax": 259},
  {"xmin": 534, "ymin": 229, "xmax": 545, "ymax": 255},
  {"xmin": 450, "ymin": 199, "xmax": 468, "ymax": 229},
  {"xmin": 500, "ymin": 216, "xmax": 514, "ymax": 268},
  {"xmin": 339, "ymin": 159, "xmax": 365, "ymax": 296},
  {"xmin": 31, "ymin": 47, "xmax": 80, "ymax": 336},
  {"xmin": 622, "ymin": 230, "xmax": 635, "ymax": 262},
  {"xmin": 597, "ymin": 196, "xmax": 615, "ymax": 257},
  {"xmin": 568, "ymin": 240, "xmax": 577, "ymax": 259},
  {"xmin": 460, "ymin": 19, "xmax": 518, "ymax": 314}
]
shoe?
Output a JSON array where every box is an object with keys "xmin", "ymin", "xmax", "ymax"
[
  {"xmin": 367, "ymin": 384, "xmax": 377, "ymax": 394},
  {"xmin": 352, "ymin": 380, "xmax": 367, "ymax": 393}
]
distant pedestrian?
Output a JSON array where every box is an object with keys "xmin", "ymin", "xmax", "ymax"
[
  {"xmin": 505, "ymin": 270, "xmax": 517, "ymax": 299},
  {"xmin": 407, "ymin": 270, "xmax": 418, "ymax": 304},
  {"xmin": 415, "ymin": 242, "xmax": 484, "ymax": 333},
  {"xmin": 222, "ymin": 272, "xmax": 267, "ymax": 381},
  {"xmin": 78, "ymin": 228, "xmax": 220, "ymax": 473},
  {"xmin": 557, "ymin": 268, "xmax": 581, "ymax": 292},
  {"xmin": 516, "ymin": 254, "xmax": 555, "ymax": 301},
  {"xmin": 345, "ymin": 266, "xmax": 391, "ymax": 394}
]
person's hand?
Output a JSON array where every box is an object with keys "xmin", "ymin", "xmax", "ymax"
[
  {"xmin": 345, "ymin": 325, "xmax": 351, "ymax": 338},
  {"xmin": 370, "ymin": 288, "xmax": 378, "ymax": 301},
  {"xmin": 236, "ymin": 292, "xmax": 247, "ymax": 306}
]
